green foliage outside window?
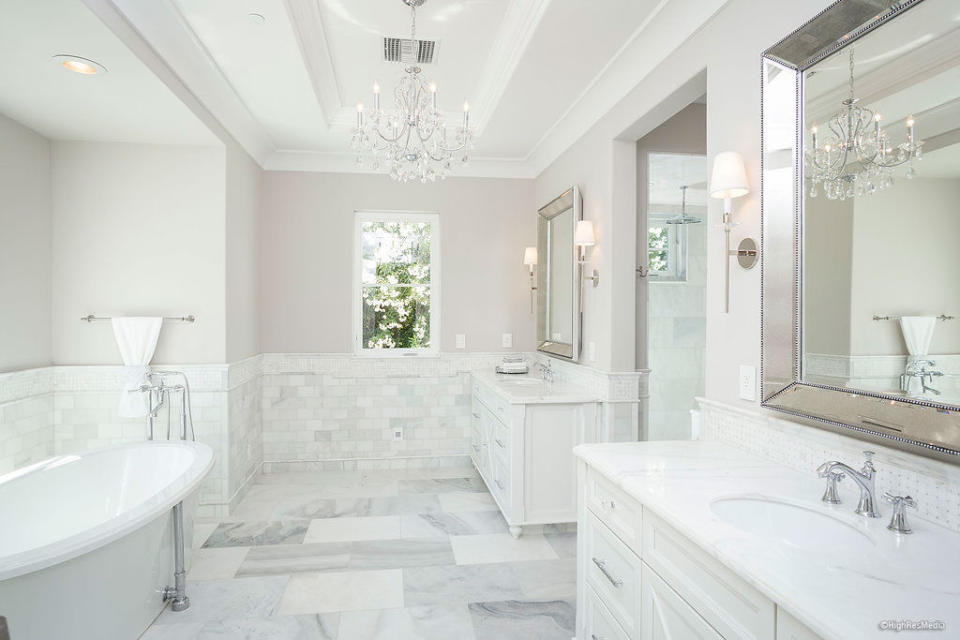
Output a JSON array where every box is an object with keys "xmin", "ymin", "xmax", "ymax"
[
  {"xmin": 360, "ymin": 220, "xmax": 433, "ymax": 350},
  {"xmin": 648, "ymin": 225, "xmax": 669, "ymax": 272}
]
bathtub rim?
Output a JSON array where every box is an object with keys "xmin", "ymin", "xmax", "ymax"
[{"xmin": 0, "ymin": 440, "xmax": 213, "ymax": 581}]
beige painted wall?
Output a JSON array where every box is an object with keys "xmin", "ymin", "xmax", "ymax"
[
  {"xmin": 0, "ymin": 114, "xmax": 52, "ymax": 372},
  {"xmin": 51, "ymin": 141, "xmax": 227, "ymax": 365},
  {"xmin": 225, "ymin": 143, "xmax": 263, "ymax": 362},
  {"xmin": 803, "ymin": 195, "xmax": 854, "ymax": 356},
  {"xmin": 258, "ymin": 172, "xmax": 537, "ymax": 354},
  {"xmin": 534, "ymin": 0, "xmax": 835, "ymax": 407}
]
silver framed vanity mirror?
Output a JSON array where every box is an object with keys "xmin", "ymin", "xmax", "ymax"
[
  {"xmin": 761, "ymin": 0, "xmax": 960, "ymax": 462},
  {"xmin": 536, "ymin": 186, "xmax": 582, "ymax": 361}
]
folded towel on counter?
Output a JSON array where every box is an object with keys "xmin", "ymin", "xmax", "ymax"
[{"xmin": 111, "ymin": 317, "xmax": 163, "ymax": 418}]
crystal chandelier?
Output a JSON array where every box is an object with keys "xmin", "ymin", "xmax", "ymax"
[
  {"xmin": 805, "ymin": 48, "xmax": 923, "ymax": 200},
  {"xmin": 352, "ymin": 0, "xmax": 475, "ymax": 183}
]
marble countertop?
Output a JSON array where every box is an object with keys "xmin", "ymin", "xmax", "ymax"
[
  {"xmin": 573, "ymin": 441, "xmax": 960, "ymax": 640},
  {"xmin": 472, "ymin": 370, "xmax": 599, "ymax": 405}
]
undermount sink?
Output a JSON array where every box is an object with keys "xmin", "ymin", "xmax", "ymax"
[{"xmin": 711, "ymin": 495, "xmax": 873, "ymax": 551}]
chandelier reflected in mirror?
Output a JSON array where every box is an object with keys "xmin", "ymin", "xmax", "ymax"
[
  {"xmin": 352, "ymin": 0, "xmax": 475, "ymax": 183},
  {"xmin": 805, "ymin": 49, "xmax": 923, "ymax": 200}
]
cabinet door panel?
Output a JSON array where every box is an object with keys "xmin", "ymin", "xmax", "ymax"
[{"xmin": 641, "ymin": 563, "xmax": 722, "ymax": 640}]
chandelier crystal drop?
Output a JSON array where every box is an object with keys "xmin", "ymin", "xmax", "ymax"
[
  {"xmin": 805, "ymin": 48, "xmax": 923, "ymax": 200},
  {"xmin": 352, "ymin": 0, "xmax": 475, "ymax": 183}
]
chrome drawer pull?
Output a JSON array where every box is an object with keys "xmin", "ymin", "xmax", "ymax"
[
  {"xmin": 591, "ymin": 635, "xmax": 606, "ymax": 640},
  {"xmin": 603, "ymin": 499, "xmax": 616, "ymax": 510},
  {"xmin": 472, "ymin": 412, "xmax": 481, "ymax": 419},
  {"xmin": 495, "ymin": 479, "xmax": 505, "ymax": 490},
  {"xmin": 591, "ymin": 557, "xmax": 623, "ymax": 588},
  {"xmin": 495, "ymin": 438, "xmax": 505, "ymax": 448}
]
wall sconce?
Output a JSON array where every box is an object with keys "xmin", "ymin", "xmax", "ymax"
[
  {"xmin": 574, "ymin": 220, "xmax": 599, "ymax": 287},
  {"xmin": 710, "ymin": 151, "xmax": 757, "ymax": 313},
  {"xmin": 523, "ymin": 246, "xmax": 538, "ymax": 314}
]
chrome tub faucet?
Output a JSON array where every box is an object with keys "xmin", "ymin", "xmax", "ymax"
[{"xmin": 817, "ymin": 451, "xmax": 879, "ymax": 518}]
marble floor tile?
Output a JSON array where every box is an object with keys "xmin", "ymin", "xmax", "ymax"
[
  {"xmin": 237, "ymin": 542, "xmax": 350, "ymax": 577},
  {"xmin": 231, "ymin": 492, "xmax": 340, "ymax": 521},
  {"xmin": 438, "ymin": 492, "xmax": 498, "ymax": 513},
  {"xmin": 402, "ymin": 563, "xmax": 525, "ymax": 606},
  {"xmin": 278, "ymin": 569, "xmax": 404, "ymax": 614},
  {"xmin": 140, "ymin": 614, "xmax": 338, "ymax": 640},
  {"xmin": 510, "ymin": 558, "xmax": 577, "ymax": 600},
  {"xmin": 192, "ymin": 522, "xmax": 219, "ymax": 549},
  {"xmin": 338, "ymin": 604, "xmax": 477, "ymax": 640},
  {"xmin": 331, "ymin": 494, "xmax": 442, "ymax": 518},
  {"xmin": 303, "ymin": 516, "xmax": 401, "ymax": 543},
  {"xmin": 468, "ymin": 599, "xmax": 575, "ymax": 640},
  {"xmin": 203, "ymin": 521, "xmax": 309, "ymax": 548},
  {"xmin": 188, "ymin": 546, "xmax": 251, "ymax": 581},
  {"xmin": 349, "ymin": 538, "xmax": 454, "ymax": 570},
  {"xmin": 450, "ymin": 533, "xmax": 560, "ymax": 565},
  {"xmin": 152, "ymin": 576, "xmax": 289, "ymax": 625},
  {"xmin": 544, "ymin": 532, "xmax": 577, "ymax": 558},
  {"xmin": 400, "ymin": 511, "xmax": 509, "ymax": 538},
  {"xmin": 398, "ymin": 477, "xmax": 486, "ymax": 495}
]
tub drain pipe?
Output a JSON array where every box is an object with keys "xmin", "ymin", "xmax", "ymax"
[{"xmin": 162, "ymin": 501, "xmax": 190, "ymax": 611}]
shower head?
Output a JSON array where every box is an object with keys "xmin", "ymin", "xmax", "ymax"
[{"xmin": 664, "ymin": 184, "xmax": 702, "ymax": 224}]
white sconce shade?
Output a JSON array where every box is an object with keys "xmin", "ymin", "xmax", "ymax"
[
  {"xmin": 709, "ymin": 151, "xmax": 749, "ymax": 200},
  {"xmin": 574, "ymin": 220, "xmax": 596, "ymax": 247},
  {"xmin": 523, "ymin": 246, "xmax": 538, "ymax": 267}
]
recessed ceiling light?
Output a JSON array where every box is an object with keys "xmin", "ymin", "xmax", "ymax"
[
  {"xmin": 53, "ymin": 54, "xmax": 107, "ymax": 75},
  {"xmin": 248, "ymin": 12, "xmax": 266, "ymax": 24}
]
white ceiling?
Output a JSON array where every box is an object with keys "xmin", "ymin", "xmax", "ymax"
[
  {"xmin": 0, "ymin": 0, "xmax": 215, "ymax": 145},
  {"xmin": 648, "ymin": 153, "xmax": 707, "ymax": 208}
]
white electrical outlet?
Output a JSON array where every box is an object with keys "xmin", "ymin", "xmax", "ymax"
[
  {"xmin": 455, "ymin": 334, "xmax": 466, "ymax": 349},
  {"xmin": 588, "ymin": 341, "xmax": 597, "ymax": 362},
  {"xmin": 502, "ymin": 333, "xmax": 513, "ymax": 348},
  {"xmin": 393, "ymin": 427, "xmax": 403, "ymax": 440},
  {"xmin": 739, "ymin": 365, "xmax": 757, "ymax": 401}
]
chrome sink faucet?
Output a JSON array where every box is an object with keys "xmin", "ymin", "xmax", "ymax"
[
  {"xmin": 539, "ymin": 360, "xmax": 555, "ymax": 384},
  {"xmin": 900, "ymin": 359, "xmax": 944, "ymax": 396},
  {"xmin": 817, "ymin": 451, "xmax": 879, "ymax": 518}
]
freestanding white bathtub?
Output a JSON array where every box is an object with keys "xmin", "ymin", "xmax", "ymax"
[{"xmin": 0, "ymin": 441, "xmax": 213, "ymax": 640}]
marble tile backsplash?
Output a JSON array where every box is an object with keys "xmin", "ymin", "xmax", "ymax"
[{"xmin": 698, "ymin": 397, "xmax": 960, "ymax": 533}]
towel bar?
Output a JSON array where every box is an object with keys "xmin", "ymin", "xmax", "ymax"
[{"xmin": 80, "ymin": 314, "xmax": 196, "ymax": 323}]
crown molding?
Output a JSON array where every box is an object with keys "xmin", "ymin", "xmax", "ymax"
[
  {"xmin": 91, "ymin": 0, "xmax": 275, "ymax": 164},
  {"xmin": 284, "ymin": 0, "xmax": 342, "ymax": 129},
  {"xmin": 264, "ymin": 149, "xmax": 537, "ymax": 179},
  {"xmin": 471, "ymin": 0, "xmax": 554, "ymax": 136}
]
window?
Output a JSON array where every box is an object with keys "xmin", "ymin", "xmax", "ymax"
[
  {"xmin": 354, "ymin": 211, "xmax": 439, "ymax": 355},
  {"xmin": 647, "ymin": 214, "xmax": 686, "ymax": 281}
]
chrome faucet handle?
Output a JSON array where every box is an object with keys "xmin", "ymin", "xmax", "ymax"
[
  {"xmin": 861, "ymin": 450, "xmax": 876, "ymax": 473},
  {"xmin": 816, "ymin": 463, "xmax": 845, "ymax": 504},
  {"xmin": 883, "ymin": 492, "xmax": 916, "ymax": 534}
]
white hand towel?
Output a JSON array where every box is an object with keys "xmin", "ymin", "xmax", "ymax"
[
  {"xmin": 899, "ymin": 316, "xmax": 937, "ymax": 359},
  {"xmin": 112, "ymin": 317, "xmax": 163, "ymax": 418}
]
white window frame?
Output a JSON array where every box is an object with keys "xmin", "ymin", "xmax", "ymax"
[
  {"xmin": 353, "ymin": 210, "xmax": 441, "ymax": 357},
  {"xmin": 647, "ymin": 212, "xmax": 687, "ymax": 283}
]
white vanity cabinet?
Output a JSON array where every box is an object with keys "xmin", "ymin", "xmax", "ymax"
[
  {"xmin": 576, "ymin": 463, "xmax": 823, "ymax": 640},
  {"xmin": 470, "ymin": 373, "xmax": 598, "ymax": 537}
]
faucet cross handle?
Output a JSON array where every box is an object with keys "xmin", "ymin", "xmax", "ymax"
[
  {"xmin": 861, "ymin": 450, "xmax": 876, "ymax": 473},
  {"xmin": 883, "ymin": 492, "xmax": 916, "ymax": 534},
  {"xmin": 816, "ymin": 464, "xmax": 845, "ymax": 504}
]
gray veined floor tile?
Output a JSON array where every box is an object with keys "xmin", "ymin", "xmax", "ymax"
[
  {"xmin": 401, "ymin": 510, "xmax": 509, "ymax": 538},
  {"xmin": 237, "ymin": 542, "xmax": 351, "ymax": 577},
  {"xmin": 152, "ymin": 576, "xmax": 289, "ymax": 625},
  {"xmin": 330, "ymin": 494, "xmax": 443, "ymax": 518},
  {"xmin": 510, "ymin": 558, "xmax": 577, "ymax": 600},
  {"xmin": 544, "ymin": 531, "xmax": 577, "ymax": 558},
  {"xmin": 398, "ymin": 476, "xmax": 487, "ymax": 495},
  {"xmin": 140, "ymin": 614, "xmax": 339, "ymax": 640},
  {"xmin": 449, "ymin": 533, "xmax": 559, "ymax": 565},
  {"xmin": 349, "ymin": 538, "xmax": 455, "ymax": 570},
  {"xmin": 278, "ymin": 569, "xmax": 404, "ymax": 614},
  {"xmin": 402, "ymin": 563, "xmax": 526, "ymax": 607},
  {"xmin": 338, "ymin": 604, "xmax": 477, "ymax": 640},
  {"xmin": 438, "ymin": 491, "xmax": 498, "ymax": 513},
  {"xmin": 468, "ymin": 599, "xmax": 576, "ymax": 640},
  {"xmin": 231, "ymin": 491, "xmax": 340, "ymax": 521},
  {"xmin": 203, "ymin": 520, "xmax": 310, "ymax": 548},
  {"xmin": 188, "ymin": 546, "xmax": 251, "ymax": 581}
]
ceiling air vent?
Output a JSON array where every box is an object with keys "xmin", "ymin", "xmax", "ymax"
[{"xmin": 383, "ymin": 37, "xmax": 437, "ymax": 65}]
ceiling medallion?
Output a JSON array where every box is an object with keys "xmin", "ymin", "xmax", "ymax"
[
  {"xmin": 351, "ymin": 0, "xmax": 475, "ymax": 182},
  {"xmin": 805, "ymin": 48, "xmax": 923, "ymax": 200}
]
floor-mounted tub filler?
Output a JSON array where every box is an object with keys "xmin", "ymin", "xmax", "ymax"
[{"xmin": 0, "ymin": 441, "xmax": 213, "ymax": 640}]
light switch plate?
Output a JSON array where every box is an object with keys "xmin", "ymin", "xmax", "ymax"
[
  {"xmin": 455, "ymin": 334, "xmax": 466, "ymax": 349},
  {"xmin": 502, "ymin": 333, "xmax": 513, "ymax": 348},
  {"xmin": 739, "ymin": 365, "xmax": 757, "ymax": 401}
]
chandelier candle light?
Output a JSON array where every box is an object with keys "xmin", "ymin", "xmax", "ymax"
[
  {"xmin": 352, "ymin": 0, "xmax": 475, "ymax": 182},
  {"xmin": 805, "ymin": 48, "xmax": 923, "ymax": 200}
]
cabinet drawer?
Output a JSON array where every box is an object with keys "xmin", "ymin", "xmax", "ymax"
[
  {"xmin": 584, "ymin": 511, "xmax": 642, "ymax": 638},
  {"xmin": 584, "ymin": 584, "xmax": 630, "ymax": 640},
  {"xmin": 641, "ymin": 562, "xmax": 722, "ymax": 640},
  {"xmin": 642, "ymin": 510, "xmax": 775, "ymax": 640},
  {"xmin": 491, "ymin": 454, "xmax": 512, "ymax": 510},
  {"xmin": 491, "ymin": 416, "xmax": 510, "ymax": 460},
  {"xmin": 475, "ymin": 380, "xmax": 510, "ymax": 421},
  {"xmin": 587, "ymin": 470, "xmax": 643, "ymax": 551},
  {"xmin": 777, "ymin": 608, "xmax": 823, "ymax": 640}
]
